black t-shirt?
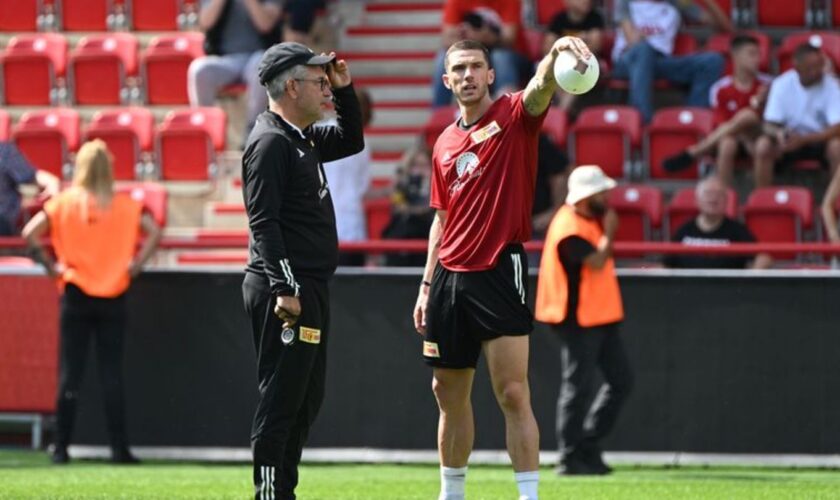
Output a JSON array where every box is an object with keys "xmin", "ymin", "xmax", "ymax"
[
  {"xmin": 664, "ymin": 217, "xmax": 757, "ymax": 269},
  {"xmin": 533, "ymin": 134, "xmax": 568, "ymax": 216},
  {"xmin": 548, "ymin": 10, "xmax": 605, "ymax": 38},
  {"xmin": 557, "ymin": 235, "xmax": 596, "ymax": 328}
]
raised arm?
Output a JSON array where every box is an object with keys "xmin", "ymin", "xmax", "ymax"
[
  {"xmin": 311, "ymin": 59, "xmax": 365, "ymax": 161},
  {"xmin": 523, "ymin": 36, "xmax": 592, "ymax": 117}
]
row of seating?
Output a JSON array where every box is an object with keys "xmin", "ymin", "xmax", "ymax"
[
  {"xmin": 0, "ymin": 0, "xmax": 196, "ymax": 32},
  {"xmin": 0, "ymin": 106, "xmax": 226, "ymax": 181},
  {"xmin": 0, "ymin": 32, "xmax": 203, "ymax": 105}
]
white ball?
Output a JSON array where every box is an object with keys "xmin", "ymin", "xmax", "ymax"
[{"xmin": 553, "ymin": 50, "xmax": 599, "ymax": 95}]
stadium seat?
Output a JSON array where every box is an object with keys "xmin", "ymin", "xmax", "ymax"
[
  {"xmin": 156, "ymin": 107, "xmax": 226, "ymax": 181},
  {"xmin": 535, "ymin": 0, "xmax": 563, "ymax": 26},
  {"xmin": 69, "ymin": 33, "xmax": 138, "ymax": 105},
  {"xmin": 422, "ymin": 106, "xmax": 459, "ymax": 150},
  {"xmin": 142, "ymin": 32, "xmax": 204, "ymax": 105},
  {"xmin": 835, "ymin": 0, "xmax": 840, "ymax": 27},
  {"xmin": 743, "ymin": 187, "xmax": 813, "ymax": 256},
  {"xmin": 666, "ymin": 186, "xmax": 739, "ymax": 237},
  {"xmin": 777, "ymin": 32, "xmax": 840, "ymax": 72},
  {"xmin": 1, "ymin": 33, "xmax": 67, "ymax": 105},
  {"xmin": 12, "ymin": 108, "xmax": 81, "ymax": 179},
  {"xmin": 569, "ymin": 105, "xmax": 642, "ymax": 180},
  {"xmin": 129, "ymin": 0, "xmax": 179, "ymax": 30},
  {"xmin": 60, "ymin": 0, "xmax": 110, "ymax": 30},
  {"xmin": 542, "ymin": 106, "xmax": 568, "ymax": 149},
  {"xmin": 608, "ymin": 184, "xmax": 663, "ymax": 242},
  {"xmin": 364, "ymin": 198, "xmax": 392, "ymax": 239},
  {"xmin": 85, "ymin": 107, "xmax": 154, "ymax": 180},
  {"xmin": 0, "ymin": 109, "xmax": 9, "ymax": 141},
  {"xmin": 646, "ymin": 107, "xmax": 714, "ymax": 179},
  {"xmin": 0, "ymin": 0, "xmax": 39, "ymax": 31},
  {"xmin": 705, "ymin": 31, "xmax": 771, "ymax": 73},
  {"xmin": 754, "ymin": 0, "xmax": 808, "ymax": 26},
  {"xmin": 115, "ymin": 182, "xmax": 167, "ymax": 227}
]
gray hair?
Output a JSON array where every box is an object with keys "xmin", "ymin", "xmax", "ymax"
[{"xmin": 266, "ymin": 64, "xmax": 309, "ymax": 101}]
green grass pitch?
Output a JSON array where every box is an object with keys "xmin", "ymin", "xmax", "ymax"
[{"xmin": 2, "ymin": 450, "xmax": 840, "ymax": 499}]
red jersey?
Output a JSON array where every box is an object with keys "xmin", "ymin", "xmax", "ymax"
[
  {"xmin": 430, "ymin": 92, "xmax": 547, "ymax": 271},
  {"xmin": 710, "ymin": 74, "xmax": 772, "ymax": 124}
]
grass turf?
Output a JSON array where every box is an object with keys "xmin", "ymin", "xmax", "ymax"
[{"xmin": 2, "ymin": 450, "xmax": 840, "ymax": 499}]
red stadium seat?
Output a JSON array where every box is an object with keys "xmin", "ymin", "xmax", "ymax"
[
  {"xmin": 130, "ymin": 0, "xmax": 179, "ymax": 30},
  {"xmin": 422, "ymin": 106, "xmax": 459, "ymax": 150},
  {"xmin": 60, "ymin": 0, "xmax": 110, "ymax": 30},
  {"xmin": 156, "ymin": 107, "xmax": 226, "ymax": 181},
  {"xmin": 666, "ymin": 186, "xmax": 739, "ymax": 237},
  {"xmin": 0, "ymin": 109, "xmax": 9, "ymax": 141},
  {"xmin": 69, "ymin": 33, "xmax": 138, "ymax": 105},
  {"xmin": 835, "ymin": 0, "xmax": 840, "ymax": 27},
  {"xmin": 754, "ymin": 0, "xmax": 807, "ymax": 26},
  {"xmin": 777, "ymin": 32, "xmax": 840, "ymax": 73},
  {"xmin": 569, "ymin": 105, "xmax": 642, "ymax": 179},
  {"xmin": 646, "ymin": 107, "xmax": 714, "ymax": 179},
  {"xmin": 364, "ymin": 198, "xmax": 392, "ymax": 239},
  {"xmin": 542, "ymin": 106, "xmax": 568, "ymax": 149},
  {"xmin": 536, "ymin": 0, "xmax": 563, "ymax": 26},
  {"xmin": 115, "ymin": 182, "xmax": 168, "ymax": 227},
  {"xmin": 142, "ymin": 32, "xmax": 204, "ymax": 105},
  {"xmin": 608, "ymin": 184, "xmax": 663, "ymax": 242},
  {"xmin": 0, "ymin": 0, "xmax": 39, "ymax": 31},
  {"xmin": 85, "ymin": 107, "xmax": 154, "ymax": 180},
  {"xmin": 12, "ymin": 108, "xmax": 80, "ymax": 179},
  {"xmin": 705, "ymin": 31, "xmax": 771, "ymax": 74},
  {"xmin": 1, "ymin": 33, "xmax": 67, "ymax": 105},
  {"xmin": 744, "ymin": 187, "xmax": 813, "ymax": 255}
]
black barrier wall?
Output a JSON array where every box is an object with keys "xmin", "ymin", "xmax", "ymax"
[{"xmin": 72, "ymin": 271, "xmax": 840, "ymax": 454}]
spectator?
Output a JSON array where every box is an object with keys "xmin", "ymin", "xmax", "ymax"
[
  {"xmin": 282, "ymin": 0, "xmax": 326, "ymax": 47},
  {"xmin": 611, "ymin": 0, "xmax": 731, "ymax": 123},
  {"xmin": 381, "ymin": 146, "xmax": 435, "ymax": 266},
  {"xmin": 822, "ymin": 165, "xmax": 840, "ymax": 244},
  {"xmin": 322, "ymin": 87, "xmax": 373, "ymax": 266},
  {"xmin": 0, "ymin": 142, "xmax": 60, "ymax": 236},
  {"xmin": 664, "ymin": 176, "xmax": 772, "ymax": 269},
  {"xmin": 754, "ymin": 43, "xmax": 840, "ymax": 187},
  {"xmin": 189, "ymin": 0, "xmax": 283, "ymax": 137},
  {"xmin": 432, "ymin": 0, "xmax": 526, "ymax": 107},
  {"xmin": 21, "ymin": 140, "xmax": 162, "ymax": 464},
  {"xmin": 543, "ymin": 0, "xmax": 606, "ymax": 111},
  {"xmin": 662, "ymin": 34, "xmax": 772, "ymax": 184},
  {"xmin": 532, "ymin": 134, "xmax": 570, "ymax": 238}
]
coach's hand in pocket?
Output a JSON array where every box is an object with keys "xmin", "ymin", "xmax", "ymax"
[{"xmin": 275, "ymin": 295, "xmax": 302, "ymax": 328}]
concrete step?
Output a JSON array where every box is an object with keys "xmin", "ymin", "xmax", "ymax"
[
  {"xmin": 370, "ymin": 150, "xmax": 404, "ymax": 177},
  {"xmin": 366, "ymin": 0, "xmax": 442, "ymax": 4},
  {"xmin": 353, "ymin": 76, "xmax": 433, "ymax": 103},
  {"xmin": 363, "ymin": 10, "xmax": 442, "ymax": 26},
  {"xmin": 341, "ymin": 27, "xmax": 440, "ymax": 52},
  {"xmin": 366, "ymin": 127, "xmax": 423, "ymax": 152},
  {"xmin": 344, "ymin": 52, "xmax": 435, "ymax": 77},
  {"xmin": 370, "ymin": 107, "xmax": 430, "ymax": 127},
  {"xmin": 204, "ymin": 202, "xmax": 248, "ymax": 229}
]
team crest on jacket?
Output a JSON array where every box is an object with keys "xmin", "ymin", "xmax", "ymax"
[{"xmin": 455, "ymin": 152, "xmax": 479, "ymax": 178}]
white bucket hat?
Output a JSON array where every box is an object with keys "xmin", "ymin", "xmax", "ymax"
[{"xmin": 565, "ymin": 165, "xmax": 617, "ymax": 205}]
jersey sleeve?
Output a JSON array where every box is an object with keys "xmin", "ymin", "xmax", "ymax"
[
  {"xmin": 511, "ymin": 91, "xmax": 548, "ymax": 135},
  {"xmin": 429, "ymin": 153, "xmax": 448, "ymax": 210}
]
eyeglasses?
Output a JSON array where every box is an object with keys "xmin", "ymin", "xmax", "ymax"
[{"xmin": 294, "ymin": 77, "xmax": 331, "ymax": 91}]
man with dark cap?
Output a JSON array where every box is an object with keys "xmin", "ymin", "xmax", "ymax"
[{"xmin": 241, "ymin": 41, "xmax": 364, "ymax": 500}]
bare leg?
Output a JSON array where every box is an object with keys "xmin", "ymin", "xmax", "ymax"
[
  {"xmin": 754, "ymin": 135, "xmax": 779, "ymax": 187},
  {"xmin": 432, "ymin": 368, "xmax": 475, "ymax": 468},
  {"xmin": 827, "ymin": 137, "xmax": 840, "ymax": 176},
  {"xmin": 716, "ymin": 135, "xmax": 739, "ymax": 185},
  {"xmin": 484, "ymin": 335, "xmax": 540, "ymax": 472},
  {"xmin": 689, "ymin": 108, "xmax": 761, "ymax": 157}
]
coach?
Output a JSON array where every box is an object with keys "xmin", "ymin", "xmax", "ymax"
[{"xmin": 241, "ymin": 42, "xmax": 363, "ymax": 500}]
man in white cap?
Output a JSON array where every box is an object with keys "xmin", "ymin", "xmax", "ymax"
[{"xmin": 535, "ymin": 165, "xmax": 634, "ymax": 476}]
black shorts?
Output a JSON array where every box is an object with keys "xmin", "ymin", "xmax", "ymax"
[
  {"xmin": 423, "ymin": 244, "xmax": 533, "ymax": 369},
  {"xmin": 778, "ymin": 143, "xmax": 828, "ymax": 170}
]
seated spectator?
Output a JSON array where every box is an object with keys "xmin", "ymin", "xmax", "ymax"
[
  {"xmin": 323, "ymin": 87, "xmax": 373, "ymax": 266},
  {"xmin": 282, "ymin": 0, "xmax": 326, "ymax": 48},
  {"xmin": 0, "ymin": 142, "xmax": 60, "ymax": 236},
  {"xmin": 543, "ymin": 0, "xmax": 605, "ymax": 111},
  {"xmin": 611, "ymin": 0, "xmax": 731, "ymax": 123},
  {"xmin": 664, "ymin": 176, "xmax": 772, "ymax": 269},
  {"xmin": 432, "ymin": 0, "xmax": 527, "ymax": 107},
  {"xmin": 754, "ymin": 43, "xmax": 840, "ymax": 187},
  {"xmin": 381, "ymin": 146, "xmax": 435, "ymax": 266},
  {"xmin": 532, "ymin": 134, "xmax": 570, "ymax": 238},
  {"xmin": 822, "ymin": 165, "xmax": 840, "ymax": 244},
  {"xmin": 662, "ymin": 34, "xmax": 771, "ymax": 184},
  {"xmin": 189, "ymin": 0, "xmax": 283, "ymax": 137}
]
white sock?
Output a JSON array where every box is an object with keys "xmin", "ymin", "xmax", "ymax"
[
  {"xmin": 515, "ymin": 470, "xmax": 539, "ymax": 500},
  {"xmin": 439, "ymin": 466, "xmax": 467, "ymax": 500}
]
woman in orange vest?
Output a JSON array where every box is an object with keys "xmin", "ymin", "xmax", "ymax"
[
  {"xmin": 22, "ymin": 140, "xmax": 161, "ymax": 464},
  {"xmin": 535, "ymin": 165, "xmax": 633, "ymax": 476}
]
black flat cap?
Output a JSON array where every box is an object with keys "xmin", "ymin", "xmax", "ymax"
[{"xmin": 258, "ymin": 42, "xmax": 335, "ymax": 86}]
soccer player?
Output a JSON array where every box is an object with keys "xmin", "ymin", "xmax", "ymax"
[{"xmin": 413, "ymin": 36, "xmax": 591, "ymax": 500}]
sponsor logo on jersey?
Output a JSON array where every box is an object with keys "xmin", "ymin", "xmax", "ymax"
[
  {"xmin": 300, "ymin": 326, "xmax": 321, "ymax": 344},
  {"xmin": 470, "ymin": 120, "xmax": 501, "ymax": 144},
  {"xmin": 423, "ymin": 341, "xmax": 440, "ymax": 358}
]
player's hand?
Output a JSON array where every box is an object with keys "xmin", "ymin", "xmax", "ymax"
[
  {"xmin": 275, "ymin": 295, "xmax": 301, "ymax": 328},
  {"xmin": 325, "ymin": 55, "xmax": 352, "ymax": 89},
  {"xmin": 603, "ymin": 209, "xmax": 619, "ymax": 239},
  {"xmin": 551, "ymin": 36, "xmax": 592, "ymax": 62},
  {"xmin": 413, "ymin": 286, "xmax": 430, "ymax": 336}
]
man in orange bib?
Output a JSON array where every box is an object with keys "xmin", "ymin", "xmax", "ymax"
[{"xmin": 535, "ymin": 165, "xmax": 633, "ymax": 476}]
